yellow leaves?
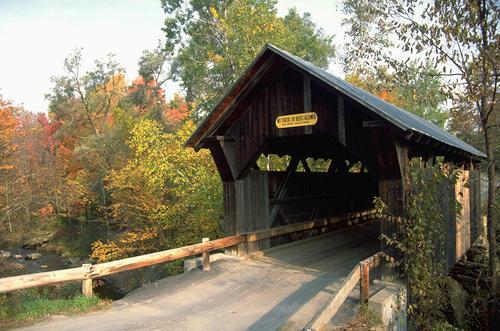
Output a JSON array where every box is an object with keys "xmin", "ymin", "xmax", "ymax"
[
  {"xmin": 209, "ymin": 6, "xmax": 219, "ymax": 20},
  {"xmin": 90, "ymin": 240, "xmax": 123, "ymax": 263},
  {"xmin": 96, "ymin": 112, "xmax": 222, "ymax": 262},
  {"xmin": 119, "ymin": 229, "xmax": 158, "ymax": 245},
  {"xmin": 207, "ymin": 51, "xmax": 224, "ymax": 64}
]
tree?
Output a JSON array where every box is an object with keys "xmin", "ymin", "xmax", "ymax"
[
  {"xmin": 0, "ymin": 96, "xmax": 19, "ymax": 171},
  {"xmin": 161, "ymin": 0, "xmax": 335, "ymax": 120},
  {"xmin": 91, "ymin": 116, "xmax": 222, "ymax": 261},
  {"xmin": 346, "ymin": 62, "xmax": 449, "ymax": 128},
  {"xmin": 128, "ymin": 43, "xmax": 170, "ymax": 118},
  {"xmin": 47, "ymin": 50, "xmax": 128, "ymax": 213},
  {"xmin": 342, "ymin": 0, "xmax": 498, "ymax": 324}
]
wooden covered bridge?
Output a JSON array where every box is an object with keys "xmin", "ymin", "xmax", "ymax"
[
  {"xmin": 185, "ymin": 44, "xmax": 485, "ymax": 266},
  {"xmin": 4, "ymin": 45, "xmax": 485, "ymax": 331}
]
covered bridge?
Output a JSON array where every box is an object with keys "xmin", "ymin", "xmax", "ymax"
[{"xmin": 186, "ymin": 44, "xmax": 485, "ymax": 268}]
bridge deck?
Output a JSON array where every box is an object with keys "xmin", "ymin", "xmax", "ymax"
[{"xmin": 20, "ymin": 222, "xmax": 380, "ymax": 331}]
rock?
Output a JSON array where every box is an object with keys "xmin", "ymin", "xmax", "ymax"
[
  {"xmin": 445, "ymin": 276, "xmax": 469, "ymax": 327},
  {"xmin": 68, "ymin": 257, "xmax": 81, "ymax": 266},
  {"xmin": 0, "ymin": 250, "xmax": 11, "ymax": 259},
  {"xmin": 25, "ymin": 253, "xmax": 42, "ymax": 260},
  {"xmin": 22, "ymin": 230, "xmax": 56, "ymax": 249}
]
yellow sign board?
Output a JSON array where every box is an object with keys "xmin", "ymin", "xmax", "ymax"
[{"xmin": 275, "ymin": 112, "xmax": 318, "ymax": 129}]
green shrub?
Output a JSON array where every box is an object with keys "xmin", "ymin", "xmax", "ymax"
[{"xmin": 378, "ymin": 162, "xmax": 460, "ymax": 330}]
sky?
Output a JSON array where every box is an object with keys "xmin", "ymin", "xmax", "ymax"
[{"xmin": 0, "ymin": 0, "xmax": 345, "ymax": 113}]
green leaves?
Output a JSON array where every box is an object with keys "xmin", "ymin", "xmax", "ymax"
[
  {"xmin": 377, "ymin": 162, "xmax": 461, "ymax": 328},
  {"xmin": 100, "ymin": 118, "xmax": 222, "ymax": 260},
  {"xmin": 162, "ymin": 0, "xmax": 335, "ymax": 121}
]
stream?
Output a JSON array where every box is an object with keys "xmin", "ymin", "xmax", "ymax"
[{"xmin": 0, "ymin": 247, "xmax": 125, "ymax": 300}]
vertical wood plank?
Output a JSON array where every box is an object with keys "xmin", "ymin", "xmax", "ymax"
[
  {"xmin": 81, "ymin": 264, "xmax": 93, "ymax": 297},
  {"xmin": 455, "ymin": 167, "xmax": 471, "ymax": 260},
  {"xmin": 303, "ymin": 76, "xmax": 312, "ymax": 135},
  {"xmin": 202, "ymin": 238, "xmax": 211, "ymax": 271},
  {"xmin": 440, "ymin": 162, "xmax": 457, "ymax": 269},
  {"xmin": 360, "ymin": 262, "xmax": 370, "ymax": 304},
  {"xmin": 337, "ymin": 96, "xmax": 346, "ymax": 146},
  {"xmin": 469, "ymin": 163, "xmax": 482, "ymax": 241}
]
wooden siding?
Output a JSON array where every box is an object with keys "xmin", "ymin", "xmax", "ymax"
[
  {"xmin": 223, "ymin": 170, "xmax": 270, "ymax": 254},
  {"xmin": 455, "ymin": 168, "xmax": 471, "ymax": 260}
]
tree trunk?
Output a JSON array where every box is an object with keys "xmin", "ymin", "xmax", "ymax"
[{"xmin": 483, "ymin": 126, "xmax": 497, "ymax": 328}]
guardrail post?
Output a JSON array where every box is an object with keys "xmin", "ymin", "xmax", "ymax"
[
  {"xmin": 82, "ymin": 263, "xmax": 93, "ymax": 297},
  {"xmin": 202, "ymin": 238, "xmax": 211, "ymax": 271},
  {"xmin": 359, "ymin": 261, "xmax": 369, "ymax": 304}
]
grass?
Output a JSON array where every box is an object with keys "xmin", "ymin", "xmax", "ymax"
[
  {"xmin": 14, "ymin": 295, "xmax": 105, "ymax": 320},
  {"xmin": 0, "ymin": 284, "xmax": 109, "ymax": 328},
  {"xmin": 341, "ymin": 304, "xmax": 383, "ymax": 330},
  {"xmin": 357, "ymin": 304, "xmax": 383, "ymax": 327}
]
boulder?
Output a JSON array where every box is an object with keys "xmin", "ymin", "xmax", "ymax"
[
  {"xmin": 22, "ymin": 230, "xmax": 56, "ymax": 249},
  {"xmin": 25, "ymin": 253, "xmax": 42, "ymax": 260},
  {"xmin": 0, "ymin": 250, "xmax": 11, "ymax": 259},
  {"xmin": 445, "ymin": 276, "xmax": 469, "ymax": 327}
]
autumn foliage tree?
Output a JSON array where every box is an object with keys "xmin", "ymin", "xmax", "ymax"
[
  {"xmin": 0, "ymin": 96, "xmax": 75, "ymax": 242},
  {"xmin": 91, "ymin": 119, "xmax": 221, "ymax": 261}
]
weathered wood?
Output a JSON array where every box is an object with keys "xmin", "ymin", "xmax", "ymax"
[
  {"xmin": 440, "ymin": 162, "xmax": 458, "ymax": 269},
  {"xmin": 308, "ymin": 264, "xmax": 361, "ymax": 330},
  {"xmin": 207, "ymin": 139, "xmax": 235, "ymax": 182},
  {"xmin": 360, "ymin": 261, "xmax": 370, "ymax": 304},
  {"xmin": 361, "ymin": 251, "xmax": 384, "ymax": 269},
  {"xmin": 337, "ymin": 95, "xmax": 346, "ymax": 146},
  {"xmin": 362, "ymin": 120, "xmax": 387, "ymax": 128},
  {"xmin": 202, "ymin": 55, "xmax": 279, "ymax": 145},
  {"xmin": 0, "ymin": 266, "xmax": 85, "ymax": 293},
  {"xmin": 304, "ymin": 76, "xmax": 312, "ymax": 135},
  {"xmin": 0, "ymin": 208, "xmax": 378, "ymax": 294},
  {"xmin": 248, "ymin": 208, "xmax": 377, "ymax": 242},
  {"xmin": 81, "ymin": 263, "xmax": 93, "ymax": 297},
  {"xmin": 357, "ymin": 252, "xmax": 384, "ymax": 305},
  {"xmin": 455, "ymin": 167, "xmax": 471, "ymax": 260},
  {"xmin": 224, "ymin": 170, "xmax": 270, "ymax": 255},
  {"xmin": 269, "ymin": 158, "xmax": 299, "ymax": 227},
  {"xmin": 91, "ymin": 235, "xmax": 246, "ymax": 278},
  {"xmin": 469, "ymin": 163, "xmax": 482, "ymax": 241},
  {"xmin": 202, "ymin": 238, "xmax": 211, "ymax": 271}
]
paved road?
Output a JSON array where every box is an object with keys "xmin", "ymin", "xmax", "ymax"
[{"xmin": 19, "ymin": 222, "xmax": 379, "ymax": 331}]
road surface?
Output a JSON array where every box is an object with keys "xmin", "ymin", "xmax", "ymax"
[{"xmin": 19, "ymin": 222, "xmax": 379, "ymax": 331}]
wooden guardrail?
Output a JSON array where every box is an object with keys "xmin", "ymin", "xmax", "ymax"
[
  {"xmin": 306, "ymin": 251, "xmax": 395, "ymax": 331},
  {"xmin": 0, "ymin": 208, "xmax": 378, "ymax": 296}
]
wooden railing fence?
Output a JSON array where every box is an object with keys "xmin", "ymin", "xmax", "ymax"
[
  {"xmin": 0, "ymin": 208, "xmax": 378, "ymax": 297},
  {"xmin": 305, "ymin": 251, "xmax": 396, "ymax": 331}
]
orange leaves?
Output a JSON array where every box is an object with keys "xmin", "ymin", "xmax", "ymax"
[
  {"xmin": 377, "ymin": 89, "xmax": 402, "ymax": 107},
  {"xmin": 37, "ymin": 204, "xmax": 54, "ymax": 217},
  {"xmin": 0, "ymin": 97, "xmax": 21, "ymax": 171},
  {"xmin": 163, "ymin": 93, "xmax": 189, "ymax": 127},
  {"xmin": 129, "ymin": 76, "xmax": 166, "ymax": 101},
  {"xmin": 0, "ymin": 99, "xmax": 20, "ymax": 149}
]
